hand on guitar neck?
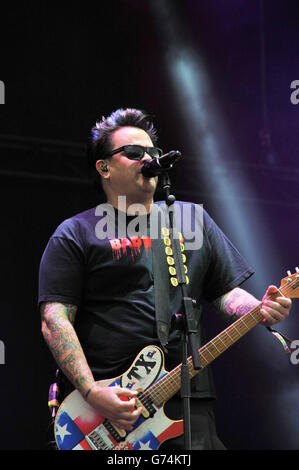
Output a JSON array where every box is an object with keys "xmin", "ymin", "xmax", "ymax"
[{"xmin": 260, "ymin": 285, "xmax": 292, "ymax": 327}]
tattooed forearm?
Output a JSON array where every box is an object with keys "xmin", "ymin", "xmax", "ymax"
[
  {"xmin": 40, "ymin": 302, "xmax": 95, "ymax": 395},
  {"xmin": 212, "ymin": 287, "xmax": 260, "ymax": 322}
]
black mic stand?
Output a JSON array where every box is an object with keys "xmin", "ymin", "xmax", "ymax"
[{"xmin": 159, "ymin": 170, "xmax": 201, "ymax": 451}]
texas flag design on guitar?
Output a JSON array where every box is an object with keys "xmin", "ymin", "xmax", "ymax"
[
  {"xmin": 55, "ymin": 386, "xmax": 182, "ymax": 450},
  {"xmin": 54, "ymin": 346, "xmax": 183, "ymax": 450}
]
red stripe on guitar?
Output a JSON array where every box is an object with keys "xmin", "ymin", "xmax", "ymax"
[
  {"xmin": 74, "ymin": 413, "xmax": 105, "ymax": 435},
  {"xmin": 157, "ymin": 420, "xmax": 183, "ymax": 443},
  {"xmin": 78, "ymin": 438, "xmax": 93, "ymax": 450}
]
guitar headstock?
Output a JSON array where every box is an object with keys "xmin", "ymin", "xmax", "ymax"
[{"xmin": 280, "ymin": 268, "xmax": 299, "ymax": 298}]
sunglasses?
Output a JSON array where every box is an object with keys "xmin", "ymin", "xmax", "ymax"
[{"xmin": 105, "ymin": 145, "xmax": 163, "ymax": 161}]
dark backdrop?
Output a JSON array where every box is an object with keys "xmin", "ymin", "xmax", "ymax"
[{"xmin": 0, "ymin": 0, "xmax": 298, "ymax": 451}]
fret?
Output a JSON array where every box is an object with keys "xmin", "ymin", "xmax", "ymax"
[
  {"xmin": 218, "ymin": 335, "xmax": 228, "ymax": 349},
  {"xmin": 198, "ymin": 353, "xmax": 208, "ymax": 367},
  {"xmin": 225, "ymin": 329, "xmax": 235, "ymax": 342},
  {"xmin": 150, "ymin": 370, "xmax": 180, "ymax": 405},
  {"xmin": 248, "ymin": 310, "xmax": 259, "ymax": 324},
  {"xmin": 232, "ymin": 324, "xmax": 243, "ymax": 337},
  {"xmin": 240, "ymin": 317, "xmax": 250, "ymax": 330},
  {"xmin": 210, "ymin": 339, "xmax": 221, "ymax": 354},
  {"xmin": 204, "ymin": 346, "xmax": 216, "ymax": 360}
]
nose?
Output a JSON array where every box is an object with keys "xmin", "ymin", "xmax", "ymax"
[{"xmin": 141, "ymin": 152, "xmax": 153, "ymax": 162}]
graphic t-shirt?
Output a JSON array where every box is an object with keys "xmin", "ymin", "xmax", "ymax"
[{"xmin": 38, "ymin": 201, "xmax": 254, "ymax": 399}]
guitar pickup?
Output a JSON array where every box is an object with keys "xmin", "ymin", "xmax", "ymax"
[
  {"xmin": 104, "ymin": 420, "xmax": 126, "ymax": 442},
  {"xmin": 135, "ymin": 397, "xmax": 150, "ymax": 418},
  {"xmin": 136, "ymin": 392, "xmax": 156, "ymax": 418}
]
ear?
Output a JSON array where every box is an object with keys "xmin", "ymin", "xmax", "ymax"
[{"xmin": 96, "ymin": 159, "xmax": 110, "ymax": 178}]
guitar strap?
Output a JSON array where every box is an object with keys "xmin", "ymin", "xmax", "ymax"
[
  {"xmin": 266, "ymin": 289, "xmax": 294, "ymax": 355},
  {"xmin": 266, "ymin": 327, "xmax": 293, "ymax": 354},
  {"xmin": 151, "ymin": 204, "xmax": 171, "ymax": 354},
  {"xmin": 151, "ymin": 202, "xmax": 200, "ymax": 355},
  {"xmin": 152, "ymin": 236, "xmax": 170, "ymax": 353}
]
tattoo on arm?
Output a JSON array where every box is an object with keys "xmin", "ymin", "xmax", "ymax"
[
  {"xmin": 212, "ymin": 287, "xmax": 260, "ymax": 322},
  {"xmin": 40, "ymin": 302, "xmax": 95, "ymax": 395}
]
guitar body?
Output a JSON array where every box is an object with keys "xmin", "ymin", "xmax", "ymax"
[{"xmin": 54, "ymin": 345, "xmax": 183, "ymax": 450}]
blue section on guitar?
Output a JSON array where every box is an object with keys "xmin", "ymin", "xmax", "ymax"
[
  {"xmin": 55, "ymin": 410, "xmax": 85, "ymax": 450},
  {"xmin": 132, "ymin": 429, "xmax": 160, "ymax": 450},
  {"xmin": 146, "ymin": 350, "xmax": 157, "ymax": 358},
  {"xmin": 132, "ymin": 413, "xmax": 145, "ymax": 430},
  {"xmin": 109, "ymin": 378, "xmax": 121, "ymax": 387}
]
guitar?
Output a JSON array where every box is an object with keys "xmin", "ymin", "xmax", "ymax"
[{"xmin": 54, "ymin": 271, "xmax": 299, "ymax": 450}]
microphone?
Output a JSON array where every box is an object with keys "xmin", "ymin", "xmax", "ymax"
[{"xmin": 141, "ymin": 150, "xmax": 181, "ymax": 178}]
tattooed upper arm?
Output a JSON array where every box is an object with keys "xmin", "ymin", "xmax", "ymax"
[{"xmin": 40, "ymin": 301, "xmax": 78, "ymax": 325}]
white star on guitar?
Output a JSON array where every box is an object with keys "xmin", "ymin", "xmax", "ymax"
[
  {"xmin": 137, "ymin": 440, "xmax": 152, "ymax": 450},
  {"xmin": 56, "ymin": 423, "xmax": 71, "ymax": 442}
]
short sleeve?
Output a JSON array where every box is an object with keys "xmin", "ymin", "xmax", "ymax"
[
  {"xmin": 38, "ymin": 236, "xmax": 85, "ymax": 308},
  {"xmin": 202, "ymin": 211, "xmax": 254, "ymax": 302}
]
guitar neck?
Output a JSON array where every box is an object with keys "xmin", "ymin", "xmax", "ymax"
[
  {"xmin": 147, "ymin": 271, "xmax": 299, "ymax": 407},
  {"xmin": 148, "ymin": 304, "xmax": 263, "ymax": 407}
]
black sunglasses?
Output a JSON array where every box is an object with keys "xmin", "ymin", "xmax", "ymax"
[{"xmin": 105, "ymin": 145, "xmax": 163, "ymax": 161}]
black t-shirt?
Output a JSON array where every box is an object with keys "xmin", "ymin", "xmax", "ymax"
[{"xmin": 38, "ymin": 201, "xmax": 254, "ymax": 399}]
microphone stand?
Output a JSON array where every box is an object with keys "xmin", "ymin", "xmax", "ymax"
[{"xmin": 159, "ymin": 169, "xmax": 201, "ymax": 451}]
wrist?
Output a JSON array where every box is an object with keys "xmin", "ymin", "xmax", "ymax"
[{"xmin": 83, "ymin": 382, "xmax": 97, "ymax": 400}]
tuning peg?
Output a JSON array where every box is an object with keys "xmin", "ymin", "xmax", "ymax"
[
  {"xmin": 287, "ymin": 270, "xmax": 292, "ymax": 276},
  {"xmin": 296, "ymin": 267, "xmax": 299, "ymax": 273}
]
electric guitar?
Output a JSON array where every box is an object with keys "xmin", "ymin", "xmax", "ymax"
[{"xmin": 54, "ymin": 271, "xmax": 299, "ymax": 450}]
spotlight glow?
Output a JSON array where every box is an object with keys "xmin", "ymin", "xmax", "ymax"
[{"xmin": 150, "ymin": 0, "xmax": 277, "ymax": 294}]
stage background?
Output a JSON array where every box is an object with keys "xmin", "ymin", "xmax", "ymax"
[{"xmin": 0, "ymin": 0, "xmax": 298, "ymax": 450}]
